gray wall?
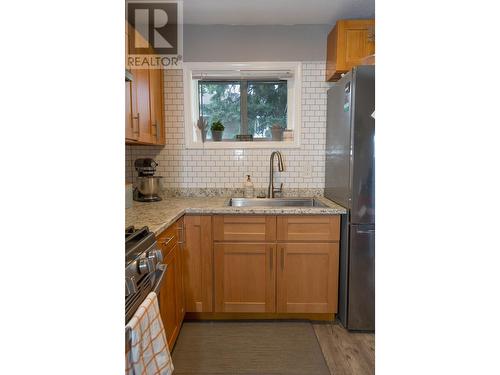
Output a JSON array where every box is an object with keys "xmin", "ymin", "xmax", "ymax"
[{"xmin": 183, "ymin": 24, "xmax": 331, "ymax": 62}]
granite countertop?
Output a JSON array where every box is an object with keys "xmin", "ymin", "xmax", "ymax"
[{"xmin": 126, "ymin": 196, "xmax": 347, "ymax": 236}]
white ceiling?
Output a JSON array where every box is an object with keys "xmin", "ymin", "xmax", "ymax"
[{"xmin": 182, "ymin": 0, "xmax": 375, "ymax": 25}]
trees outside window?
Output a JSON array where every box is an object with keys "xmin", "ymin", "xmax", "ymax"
[{"xmin": 199, "ymin": 80, "xmax": 287, "ymax": 140}]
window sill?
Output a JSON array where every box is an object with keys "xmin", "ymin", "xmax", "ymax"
[{"xmin": 185, "ymin": 139, "xmax": 300, "ymax": 149}]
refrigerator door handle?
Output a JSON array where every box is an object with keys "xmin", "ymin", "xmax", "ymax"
[{"xmin": 356, "ymin": 229, "xmax": 375, "ymax": 234}]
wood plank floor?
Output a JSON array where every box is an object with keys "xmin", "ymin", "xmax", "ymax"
[{"xmin": 313, "ymin": 322, "xmax": 375, "ymax": 375}]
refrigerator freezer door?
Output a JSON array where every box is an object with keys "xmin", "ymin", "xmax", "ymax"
[
  {"xmin": 350, "ymin": 66, "xmax": 375, "ymax": 224},
  {"xmin": 348, "ymin": 224, "xmax": 375, "ymax": 331},
  {"xmin": 324, "ymin": 74, "xmax": 353, "ymax": 208}
]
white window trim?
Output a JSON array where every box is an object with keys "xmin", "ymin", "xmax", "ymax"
[{"xmin": 183, "ymin": 61, "xmax": 302, "ymax": 149}]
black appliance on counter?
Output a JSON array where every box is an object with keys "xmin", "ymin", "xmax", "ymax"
[{"xmin": 133, "ymin": 158, "xmax": 163, "ymax": 202}]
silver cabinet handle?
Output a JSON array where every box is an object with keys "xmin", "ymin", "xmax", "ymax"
[
  {"xmin": 161, "ymin": 236, "xmax": 174, "ymax": 247},
  {"xmin": 154, "ymin": 120, "xmax": 161, "ymax": 140},
  {"xmin": 132, "ymin": 113, "xmax": 140, "ymax": 135},
  {"xmin": 177, "ymin": 225, "xmax": 185, "ymax": 245}
]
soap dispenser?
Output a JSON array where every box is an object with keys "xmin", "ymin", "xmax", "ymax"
[{"xmin": 244, "ymin": 175, "xmax": 254, "ymax": 198}]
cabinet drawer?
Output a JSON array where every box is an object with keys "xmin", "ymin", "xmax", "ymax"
[
  {"xmin": 277, "ymin": 215, "xmax": 340, "ymax": 242},
  {"xmin": 157, "ymin": 223, "xmax": 178, "ymax": 256},
  {"xmin": 213, "ymin": 215, "xmax": 276, "ymax": 242}
]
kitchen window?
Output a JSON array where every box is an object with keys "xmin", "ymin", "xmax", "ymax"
[{"xmin": 184, "ymin": 62, "xmax": 302, "ymax": 148}]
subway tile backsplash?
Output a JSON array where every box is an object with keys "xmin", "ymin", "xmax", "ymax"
[{"xmin": 126, "ymin": 61, "xmax": 331, "ymax": 189}]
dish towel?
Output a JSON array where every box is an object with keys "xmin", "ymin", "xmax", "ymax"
[{"xmin": 126, "ymin": 292, "xmax": 174, "ymax": 375}]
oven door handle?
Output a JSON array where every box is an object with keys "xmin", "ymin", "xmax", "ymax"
[{"xmin": 153, "ymin": 263, "xmax": 168, "ymax": 294}]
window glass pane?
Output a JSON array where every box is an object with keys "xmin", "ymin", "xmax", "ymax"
[
  {"xmin": 247, "ymin": 81, "xmax": 287, "ymax": 139},
  {"xmin": 199, "ymin": 81, "xmax": 241, "ymax": 140}
]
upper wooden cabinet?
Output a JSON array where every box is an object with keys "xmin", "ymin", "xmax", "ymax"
[
  {"xmin": 148, "ymin": 68, "xmax": 165, "ymax": 144},
  {"xmin": 132, "ymin": 68, "xmax": 155, "ymax": 143},
  {"xmin": 326, "ymin": 19, "xmax": 375, "ymax": 82},
  {"xmin": 125, "ymin": 22, "xmax": 165, "ymax": 145}
]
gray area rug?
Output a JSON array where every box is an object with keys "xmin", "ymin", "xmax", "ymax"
[{"xmin": 171, "ymin": 321, "xmax": 330, "ymax": 375}]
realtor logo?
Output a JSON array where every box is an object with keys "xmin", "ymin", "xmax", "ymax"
[{"xmin": 126, "ymin": 1, "xmax": 183, "ymax": 69}]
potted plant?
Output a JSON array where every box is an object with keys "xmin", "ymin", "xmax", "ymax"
[
  {"xmin": 211, "ymin": 120, "xmax": 225, "ymax": 141},
  {"xmin": 271, "ymin": 124, "xmax": 285, "ymax": 141}
]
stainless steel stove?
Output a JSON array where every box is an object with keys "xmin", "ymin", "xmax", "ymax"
[{"xmin": 125, "ymin": 226, "xmax": 166, "ymax": 323}]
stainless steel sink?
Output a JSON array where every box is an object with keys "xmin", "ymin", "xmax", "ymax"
[{"xmin": 228, "ymin": 197, "xmax": 328, "ymax": 208}]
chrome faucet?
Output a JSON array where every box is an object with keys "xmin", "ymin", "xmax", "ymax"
[{"xmin": 267, "ymin": 151, "xmax": 284, "ymax": 198}]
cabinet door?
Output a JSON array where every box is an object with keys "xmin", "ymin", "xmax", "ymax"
[
  {"xmin": 342, "ymin": 20, "xmax": 375, "ymax": 69},
  {"xmin": 148, "ymin": 67, "xmax": 165, "ymax": 144},
  {"xmin": 326, "ymin": 19, "xmax": 375, "ymax": 82},
  {"xmin": 125, "ymin": 80, "xmax": 137, "ymax": 140},
  {"xmin": 158, "ymin": 244, "xmax": 181, "ymax": 349},
  {"xmin": 214, "ymin": 243, "xmax": 276, "ymax": 313},
  {"xmin": 183, "ymin": 216, "xmax": 213, "ymax": 312},
  {"xmin": 131, "ymin": 68, "xmax": 155, "ymax": 144},
  {"xmin": 277, "ymin": 243, "xmax": 339, "ymax": 314}
]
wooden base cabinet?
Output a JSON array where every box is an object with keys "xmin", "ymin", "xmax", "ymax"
[
  {"xmin": 211, "ymin": 214, "xmax": 341, "ymax": 316},
  {"xmin": 157, "ymin": 219, "xmax": 184, "ymax": 349},
  {"xmin": 277, "ymin": 243, "xmax": 339, "ymax": 314},
  {"xmin": 214, "ymin": 243, "xmax": 276, "ymax": 313},
  {"xmin": 183, "ymin": 216, "xmax": 213, "ymax": 313},
  {"xmin": 158, "ymin": 244, "xmax": 182, "ymax": 349}
]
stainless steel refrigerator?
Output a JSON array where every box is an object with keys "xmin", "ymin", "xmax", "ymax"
[{"xmin": 325, "ymin": 66, "xmax": 375, "ymax": 331}]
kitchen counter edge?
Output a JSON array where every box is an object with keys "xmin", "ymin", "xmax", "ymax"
[{"xmin": 126, "ymin": 196, "xmax": 347, "ymax": 236}]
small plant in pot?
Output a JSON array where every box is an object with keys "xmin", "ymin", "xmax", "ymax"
[
  {"xmin": 271, "ymin": 124, "xmax": 285, "ymax": 141},
  {"xmin": 211, "ymin": 120, "xmax": 225, "ymax": 142}
]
